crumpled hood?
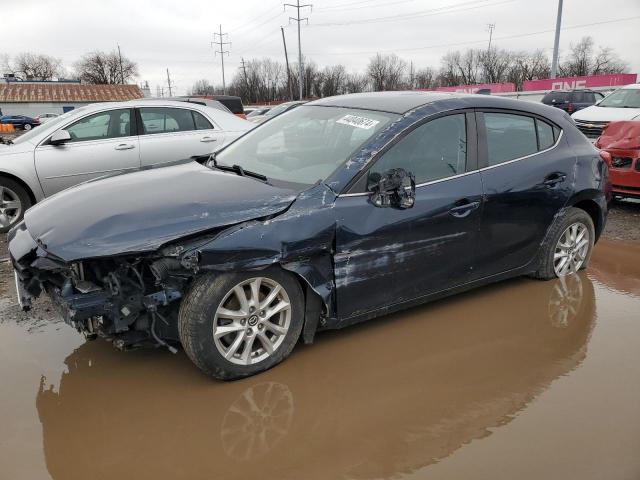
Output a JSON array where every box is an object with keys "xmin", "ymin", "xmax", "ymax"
[
  {"xmin": 24, "ymin": 161, "xmax": 297, "ymax": 261},
  {"xmin": 573, "ymin": 106, "xmax": 640, "ymax": 122}
]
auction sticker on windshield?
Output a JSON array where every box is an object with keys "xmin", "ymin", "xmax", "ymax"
[{"xmin": 336, "ymin": 114, "xmax": 380, "ymax": 130}]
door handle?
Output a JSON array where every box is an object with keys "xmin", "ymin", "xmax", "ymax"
[
  {"xmin": 114, "ymin": 143, "xmax": 135, "ymax": 150},
  {"xmin": 200, "ymin": 136, "xmax": 218, "ymax": 143},
  {"xmin": 449, "ymin": 199, "xmax": 480, "ymax": 218},
  {"xmin": 543, "ymin": 172, "xmax": 567, "ymax": 187}
]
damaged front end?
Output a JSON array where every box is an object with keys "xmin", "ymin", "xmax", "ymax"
[{"xmin": 10, "ymin": 222, "xmax": 192, "ymax": 352}]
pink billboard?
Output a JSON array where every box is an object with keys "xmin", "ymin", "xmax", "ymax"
[
  {"xmin": 523, "ymin": 73, "xmax": 637, "ymax": 92},
  {"xmin": 433, "ymin": 82, "xmax": 516, "ymax": 94}
]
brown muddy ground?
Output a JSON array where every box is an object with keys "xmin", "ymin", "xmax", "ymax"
[{"xmin": 1, "ymin": 223, "xmax": 639, "ymax": 479}]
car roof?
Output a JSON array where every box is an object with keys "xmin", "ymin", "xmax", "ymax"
[
  {"xmin": 308, "ymin": 91, "xmax": 456, "ymax": 114},
  {"xmin": 75, "ymin": 99, "xmax": 224, "ymax": 114},
  {"xmin": 620, "ymin": 83, "xmax": 640, "ymax": 90},
  {"xmin": 309, "ymin": 91, "xmax": 573, "ymax": 125}
]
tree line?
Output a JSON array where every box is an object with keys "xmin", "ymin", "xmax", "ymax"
[
  {"xmin": 1, "ymin": 50, "xmax": 138, "ymax": 84},
  {"xmin": 1, "ymin": 36, "xmax": 628, "ymax": 103},
  {"xmin": 192, "ymin": 36, "xmax": 628, "ymax": 103}
]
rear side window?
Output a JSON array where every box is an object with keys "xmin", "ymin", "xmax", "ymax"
[
  {"xmin": 536, "ymin": 119, "xmax": 555, "ymax": 150},
  {"xmin": 193, "ymin": 111, "xmax": 213, "ymax": 130},
  {"xmin": 139, "ymin": 107, "xmax": 195, "ymax": 134},
  {"xmin": 484, "ymin": 113, "xmax": 538, "ymax": 166}
]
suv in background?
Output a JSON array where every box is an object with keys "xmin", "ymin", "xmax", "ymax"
[
  {"xmin": 541, "ymin": 90, "xmax": 604, "ymax": 115},
  {"xmin": 178, "ymin": 95, "xmax": 246, "ymax": 119}
]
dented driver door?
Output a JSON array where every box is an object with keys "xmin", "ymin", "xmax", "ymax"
[{"xmin": 333, "ymin": 112, "xmax": 482, "ymax": 321}]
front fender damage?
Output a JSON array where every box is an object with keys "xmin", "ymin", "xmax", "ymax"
[{"xmin": 173, "ymin": 183, "xmax": 338, "ymax": 342}]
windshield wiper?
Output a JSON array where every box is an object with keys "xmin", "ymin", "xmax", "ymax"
[{"xmin": 209, "ymin": 155, "xmax": 268, "ymax": 182}]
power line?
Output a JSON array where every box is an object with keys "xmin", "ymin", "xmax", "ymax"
[
  {"xmin": 309, "ymin": 0, "xmax": 517, "ymax": 27},
  {"xmin": 487, "ymin": 23, "xmax": 495, "ymax": 52},
  {"xmin": 212, "ymin": 25, "xmax": 231, "ymax": 94},
  {"xmin": 307, "ymin": 15, "xmax": 640, "ymax": 56},
  {"xmin": 315, "ymin": 0, "xmax": 419, "ymax": 12}
]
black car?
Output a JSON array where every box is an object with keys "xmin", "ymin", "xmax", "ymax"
[
  {"xmin": 0, "ymin": 114, "xmax": 41, "ymax": 130},
  {"xmin": 541, "ymin": 89, "xmax": 605, "ymax": 114},
  {"xmin": 9, "ymin": 92, "xmax": 609, "ymax": 380}
]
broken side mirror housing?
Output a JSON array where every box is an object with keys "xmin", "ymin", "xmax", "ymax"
[
  {"xmin": 368, "ymin": 168, "xmax": 416, "ymax": 209},
  {"xmin": 50, "ymin": 130, "xmax": 71, "ymax": 146}
]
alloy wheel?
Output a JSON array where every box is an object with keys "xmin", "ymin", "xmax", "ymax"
[
  {"xmin": 213, "ymin": 277, "xmax": 291, "ymax": 365},
  {"xmin": 0, "ymin": 186, "xmax": 23, "ymax": 229},
  {"xmin": 553, "ymin": 222, "xmax": 589, "ymax": 277}
]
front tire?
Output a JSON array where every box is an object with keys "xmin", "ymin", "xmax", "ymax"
[
  {"xmin": 531, "ymin": 207, "xmax": 595, "ymax": 280},
  {"xmin": 179, "ymin": 268, "xmax": 304, "ymax": 380},
  {"xmin": 23, "ymin": 123, "xmax": 32, "ymax": 131},
  {"xmin": 0, "ymin": 178, "xmax": 31, "ymax": 233}
]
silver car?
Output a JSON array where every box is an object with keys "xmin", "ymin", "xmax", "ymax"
[{"xmin": 0, "ymin": 100, "xmax": 253, "ymax": 232}]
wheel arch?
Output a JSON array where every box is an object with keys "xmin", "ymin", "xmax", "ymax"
[
  {"xmin": 0, "ymin": 171, "xmax": 37, "ymax": 206},
  {"xmin": 568, "ymin": 194, "xmax": 605, "ymax": 242}
]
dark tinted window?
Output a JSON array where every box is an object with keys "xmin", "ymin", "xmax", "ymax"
[
  {"xmin": 65, "ymin": 109, "xmax": 131, "ymax": 142},
  {"xmin": 193, "ymin": 111, "xmax": 213, "ymax": 130},
  {"xmin": 216, "ymin": 97, "xmax": 244, "ymax": 114},
  {"xmin": 484, "ymin": 113, "xmax": 537, "ymax": 166},
  {"xmin": 369, "ymin": 114, "xmax": 467, "ymax": 184},
  {"xmin": 542, "ymin": 92, "xmax": 569, "ymax": 104},
  {"xmin": 536, "ymin": 119, "xmax": 555, "ymax": 150},
  {"xmin": 139, "ymin": 107, "xmax": 195, "ymax": 134}
]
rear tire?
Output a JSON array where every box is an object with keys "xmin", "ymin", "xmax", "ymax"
[
  {"xmin": 0, "ymin": 178, "xmax": 31, "ymax": 233},
  {"xmin": 179, "ymin": 268, "xmax": 304, "ymax": 380},
  {"xmin": 530, "ymin": 207, "xmax": 595, "ymax": 280}
]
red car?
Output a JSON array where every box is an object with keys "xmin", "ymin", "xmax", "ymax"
[{"xmin": 595, "ymin": 121, "xmax": 640, "ymax": 199}]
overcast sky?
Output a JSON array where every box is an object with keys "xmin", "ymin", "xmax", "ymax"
[{"xmin": 5, "ymin": 0, "xmax": 640, "ymax": 95}]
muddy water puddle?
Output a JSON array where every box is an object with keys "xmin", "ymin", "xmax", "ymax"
[{"xmin": 0, "ymin": 239, "xmax": 639, "ymax": 480}]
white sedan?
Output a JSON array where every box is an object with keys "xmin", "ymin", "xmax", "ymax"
[{"xmin": 0, "ymin": 99, "xmax": 253, "ymax": 232}]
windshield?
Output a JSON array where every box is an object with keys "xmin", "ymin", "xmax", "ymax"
[
  {"xmin": 215, "ymin": 105, "xmax": 398, "ymax": 186},
  {"xmin": 12, "ymin": 107, "xmax": 87, "ymax": 145},
  {"xmin": 598, "ymin": 88, "xmax": 640, "ymax": 108}
]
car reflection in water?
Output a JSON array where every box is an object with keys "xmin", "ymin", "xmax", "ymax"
[{"xmin": 36, "ymin": 273, "xmax": 595, "ymax": 480}]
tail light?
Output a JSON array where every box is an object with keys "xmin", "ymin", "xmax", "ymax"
[
  {"xmin": 567, "ymin": 103, "xmax": 575, "ymax": 114},
  {"xmin": 599, "ymin": 151, "xmax": 612, "ymax": 167}
]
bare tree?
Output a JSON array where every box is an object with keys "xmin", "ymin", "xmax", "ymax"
[
  {"xmin": 344, "ymin": 72, "xmax": 369, "ymax": 93},
  {"xmin": 414, "ymin": 67, "xmax": 437, "ymax": 89},
  {"xmin": 189, "ymin": 79, "xmax": 216, "ymax": 95},
  {"xmin": 321, "ymin": 64, "xmax": 348, "ymax": 97},
  {"xmin": 559, "ymin": 37, "xmax": 594, "ymax": 77},
  {"xmin": 11, "ymin": 52, "xmax": 63, "ymax": 80},
  {"xmin": 367, "ymin": 53, "xmax": 407, "ymax": 91},
  {"xmin": 479, "ymin": 48, "xmax": 512, "ymax": 84},
  {"xmin": 592, "ymin": 46, "xmax": 628, "ymax": 75},
  {"xmin": 74, "ymin": 50, "xmax": 138, "ymax": 84}
]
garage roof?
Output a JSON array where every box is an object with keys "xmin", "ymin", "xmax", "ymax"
[{"xmin": 0, "ymin": 83, "xmax": 144, "ymax": 103}]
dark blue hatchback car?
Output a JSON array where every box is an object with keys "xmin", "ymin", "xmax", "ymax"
[{"xmin": 10, "ymin": 91, "xmax": 609, "ymax": 379}]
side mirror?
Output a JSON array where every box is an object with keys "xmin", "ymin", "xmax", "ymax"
[
  {"xmin": 50, "ymin": 130, "xmax": 71, "ymax": 145},
  {"xmin": 368, "ymin": 168, "xmax": 416, "ymax": 209}
]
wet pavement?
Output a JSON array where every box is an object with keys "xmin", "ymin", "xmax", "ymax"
[{"xmin": 1, "ymin": 235, "xmax": 640, "ymax": 479}]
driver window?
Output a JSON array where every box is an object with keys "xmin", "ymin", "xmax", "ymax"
[
  {"xmin": 368, "ymin": 114, "xmax": 467, "ymax": 187},
  {"xmin": 64, "ymin": 109, "xmax": 131, "ymax": 142}
]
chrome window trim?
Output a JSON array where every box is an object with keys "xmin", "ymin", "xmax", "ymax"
[{"xmin": 338, "ymin": 129, "xmax": 564, "ymax": 198}]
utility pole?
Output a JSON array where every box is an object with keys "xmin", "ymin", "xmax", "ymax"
[
  {"xmin": 117, "ymin": 45, "xmax": 125, "ymax": 84},
  {"xmin": 550, "ymin": 0, "xmax": 563, "ymax": 79},
  {"xmin": 281, "ymin": 26, "xmax": 293, "ymax": 101},
  {"xmin": 486, "ymin": 24, "xmax": 495, "ymax": 52},
  {"xmin": 166, "ymin": 69, "xmax": 173, "ymax": 97},
  {"xmin": 409, "ymin": 61, "xmax": 414, "ymax": 89},
  {"xmin": 240, "ymin": 57, "xmax": 250, "ymax": 102},
  {"xmin": 212, "ymin": 25, "xmax": 231, "ymax": 94},
  {"xmin": 284, "ymin": 1, "xmax": 312, "ymax": 100}
]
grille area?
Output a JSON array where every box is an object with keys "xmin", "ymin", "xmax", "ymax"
[
  {"xmin": 574, "ymin": 120, "xmax": 608, "ymax": 138},
  {"xmin": 611, "ymin": 156, "xmax": 634, "ymax": 169}
]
